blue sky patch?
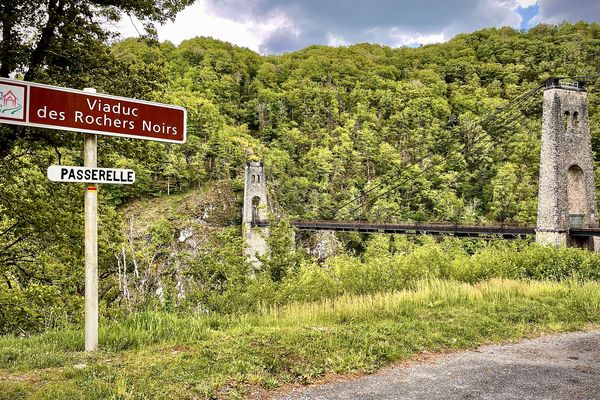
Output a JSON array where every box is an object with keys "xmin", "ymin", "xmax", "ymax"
[{"xmin": 517, "ymin": 4, "xmax": 540, "ymax": 29}]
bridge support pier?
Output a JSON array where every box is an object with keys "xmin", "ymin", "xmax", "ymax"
[
  {"xmin": 243, "ymin": 160, "xmax": 269, "ymax": 266},
  {"xmin": 536, "ymin": 79, "xmax": 600, "ymax": 251},
  {"xmin": 535, "ymin": 230, "xmax": 567, "ymax": 247}
]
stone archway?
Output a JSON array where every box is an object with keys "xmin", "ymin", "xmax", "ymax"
[
  {"xmin": 567, "ymin": 164, "xmax": 585, "ymax": 224},
  {"xmin": 566, "ymin": 164, "xmax": 592, "ymax": 249},
  {"xmin": 251, "ymin": 196, "xmax": 261, "ymax": 224}
]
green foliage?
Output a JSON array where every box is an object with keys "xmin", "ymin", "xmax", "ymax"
[
  {"xmin": 186, "ymin": 228, "xmax": 250, "ymax": 311},
  {"xmin": 1, "ymin": 279, "xmax": 599, "ymax": 399},
  {"xmin": 0, "ymin": 284, "xmax": 78, "ymax": 335},
  {"xmin": 489, "ymin": 162, "xmax": 536, "ymax": 223},
  {"xmin": 101, "ymin": 22, "xmax": 600, "ymax": 225},
  {"xmin": 108, "ymin": 233, "xmax": 600, "ymax": 318},
  {"xmin": 3, "ymin": 22, "xmax": 600, "ymax": 335},
  {"xmin": 261, "ymin": 216, "xmax": 302, "ymax": 282},
  {"xmin": 266, "ymin": 239, "xmax": 600, "ymax": 306}
]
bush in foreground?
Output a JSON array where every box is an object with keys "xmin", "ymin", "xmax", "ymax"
[
  {"xmin": 224, "ymin": 238, "xmax": 600, "ymax": 310},
  {"xmin": 0, "ymin": 279, "xmax": 598, "ymax": 399},
  {"xmin": 2, "ymin": 237, "xmax": 600, "ymax": 334}
]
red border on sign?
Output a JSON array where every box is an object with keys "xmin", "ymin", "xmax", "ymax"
[{"xmin": 0, "ymin": 78, "xmax": 187, "ymax": 144}]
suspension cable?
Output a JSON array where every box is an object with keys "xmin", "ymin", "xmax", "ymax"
[{"xmin": 333, "ymin": 83, "xmax": 545, "ymax": 218}]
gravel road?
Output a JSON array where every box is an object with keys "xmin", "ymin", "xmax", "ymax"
[{"xmin": 274, "ymin": 330, "xmax": 600, "ymax": 400}]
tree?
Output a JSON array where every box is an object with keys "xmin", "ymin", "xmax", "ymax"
[
  {"xmin": 489, "ymin": 163, "xmax": 520, "ymax": 222},
  {"xmin": 0, "ymin": 0, "xmax": 192, "ymax": 333},
  {"xmin": 0, "ymin": 0, "xmax": 193, "ymax": 159}
]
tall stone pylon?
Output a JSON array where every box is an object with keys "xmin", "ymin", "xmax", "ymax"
[
  {"xmin": 242, "ymin": 159, "xmax": 269, "ymax": 265},
  {"xmin": 536, "ymin": 78, "xmax": 600, "ymax": 250}
]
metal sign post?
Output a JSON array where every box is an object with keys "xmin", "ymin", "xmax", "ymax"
[{"xmin": 83, "ymin": 88, "xmax": 98, "ymax": 352}]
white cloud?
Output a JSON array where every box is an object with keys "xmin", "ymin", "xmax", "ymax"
[
  {"xmin": 202, "ymin": 0, "xmax": 526, "ymax": 53},
  {"xmin": 327, "ymin": 34, "xmax": 349, "ymax": 47},
  {"xmin": 115, "ymin": 0, "xmax": 290, "ymax": 52},
  {"xmin": 389, "ymin": 31, "xmax": 447, "ymax": 47},
  {"xmin": 515, "ymin": 0, "xmax": 537, "ymax": 8},
  {"xmin": 113, "ymin": 0, "xmax": 600, "ymax": 55},
  {"xmin": 534, "ymin": 0, "xmax": 600, "ymax": 24}
]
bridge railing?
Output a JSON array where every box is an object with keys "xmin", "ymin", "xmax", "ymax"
[
  {"xmin": 253, "ymin": 219, "xmax": 600, "ymax": 237},
  {"xmin": 288, "ymin": 220, "xmax": 536, "ymax": 237}
]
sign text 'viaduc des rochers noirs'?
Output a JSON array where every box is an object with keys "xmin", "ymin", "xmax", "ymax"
[{"xmin": 0, "ymin": 78, "xmax": 186, "ymax": 143}]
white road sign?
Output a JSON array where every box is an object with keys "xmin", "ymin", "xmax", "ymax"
[{"xmin": 48, "ymin": 165, "xmax": 135, "ymax": 184}]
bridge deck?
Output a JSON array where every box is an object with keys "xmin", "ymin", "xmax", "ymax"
[
  {"xmin": 255, "ymin": 220, "xmax": 600, "ymax": 238},
  {"xmin": 569, "ymin": 228, "xmax": 600, "ymax": 237},
  {"xmin": 288, "ymin": 220, "xmax": 535, "ymax": 238}
]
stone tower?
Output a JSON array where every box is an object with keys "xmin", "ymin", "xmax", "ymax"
[
  {"xmin": 536, "ymin": 78, "xmax": 599, "ymax": 250},
  {"xmin": 242, "ymin": 160, "xmax": 269, "ymax": 265}
]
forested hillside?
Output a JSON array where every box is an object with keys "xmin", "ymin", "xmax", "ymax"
[
  {"xmin": 109, "ymin": 22, "xmax": 600, "ymax": 224},
  {"xmin": 2, "ymin": 22, "xmax": 600, "ymax": 333}
]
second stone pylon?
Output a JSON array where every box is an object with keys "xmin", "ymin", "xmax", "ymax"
[
  {"xmin": 242, "ymin": 159, "xmax": 269, "ymax": 266},
  {"xmin": 536, "ymin": 78, "xmax": 600, "ymax": 251}
]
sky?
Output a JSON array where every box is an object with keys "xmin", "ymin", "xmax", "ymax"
[{"xmin": 117, "ymin": 0, "xmax": 600, "ymax": 54}]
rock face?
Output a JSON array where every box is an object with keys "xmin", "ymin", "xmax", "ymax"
[
  {"xmin": 309, "ymin": 230, "xmax": 341, "ymax": 261},
  {"xmin": 243, "ymin": 160, "xmax": 269, "ymax": 266},
  {"xmin": 536, "ymin": 82, "xmax": 600, "ymax": 250}
]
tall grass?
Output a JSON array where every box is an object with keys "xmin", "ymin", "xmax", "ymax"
[
  {"xmin": 263, "ymin": 278, "xmax": 600, "ymax": 324},
  {"xmin": 250, "ymin": 240, "xmax": 600, "ymax": 309},
  {"xmin": 3, "ymin": 239, "xmax": 599, "ymax": 336},
  {"xmin": 1, "ymin": 279, "xmax": 599, "ymax": 399},
  {"xmin": 2, "ymin": 279, "xmax": 598, "ymax": 354}
]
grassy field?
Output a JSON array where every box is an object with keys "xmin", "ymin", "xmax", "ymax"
[{"xmin": 1, "ymin": 279, "xmax": 599, "ymax": 399}]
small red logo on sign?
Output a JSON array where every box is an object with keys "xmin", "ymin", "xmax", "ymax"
[{"xmin": 0, "ymin": 82, "xmax": 27, "ymax": 122}]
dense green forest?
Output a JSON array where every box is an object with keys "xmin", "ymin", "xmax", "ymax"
[
  {"xmin": 2, "ymin": 20, "xmax": 600, "ymax": 334},
  {"xmin": 108, "ymin": 22, "xmax": 600, "ymax": 224}
]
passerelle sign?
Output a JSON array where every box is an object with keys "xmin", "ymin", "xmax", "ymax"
[
  {"xmin": 48, "ymin": 165, "xmax": 135, "ymax": 184},
  {"xmin": 0, "ymin": 78, "xmax": 186, "ymax": 143}
]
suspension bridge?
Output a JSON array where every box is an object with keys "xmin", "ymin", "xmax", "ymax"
[{"xmin": 243, "ymin": 76, "xmax": 600, "ymax": 261}]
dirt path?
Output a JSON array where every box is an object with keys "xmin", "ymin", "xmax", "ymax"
[{"xmin": 273, "ymin": 331, "xmax": 600, "ymax": 400}]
